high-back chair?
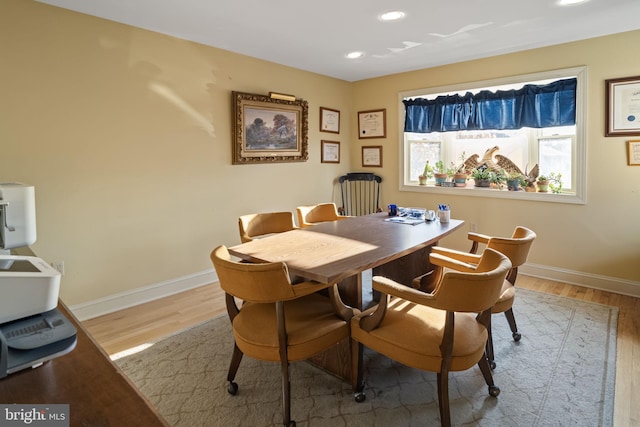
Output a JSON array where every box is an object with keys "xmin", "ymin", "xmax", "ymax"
[
  {"xmin": 350, "ymin": 248, "xmax": 511, "ymax": 427},
  {"xmin": 338, "ymin": 172, "xmax": 382, "ymax": 216},
  {"xmin": 211, "ymin": 245, "xmax": 356, "ymax": 427},
  {"xmin": 238, "ymin": 211, "xmax": 297, "ymax": 243},
  {"xmin": 296, "ymin": 203, "xmax": 348, "ymax": 228},
  {"xmin": 430, "ymin": 226, "xmax": 536, "ymax": 369}
]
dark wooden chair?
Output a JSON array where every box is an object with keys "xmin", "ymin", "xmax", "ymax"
[{"xmin": 338, "ymin": 172, "xmax": 382, "ymax": 216}]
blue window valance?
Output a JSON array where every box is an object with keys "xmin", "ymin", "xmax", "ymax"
[{"xmin": 403, "ymin": 78, "xmax": 577, "ymax": 133}]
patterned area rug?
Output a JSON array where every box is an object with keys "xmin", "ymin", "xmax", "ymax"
[{"xmin": 115, "ymin": 288, "xmax": 618, "ymax": 427}]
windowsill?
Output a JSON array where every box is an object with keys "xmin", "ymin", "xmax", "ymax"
[{"xmin": 400, "ymin": 183, "xmax": 585, "ymax": 204}]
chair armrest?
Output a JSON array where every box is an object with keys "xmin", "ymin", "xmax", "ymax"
[
  {"xmin": 431, "ymin": 246, "xmax": 482, "ymax": 264},
  {"xmin": 372, "ymin": 276, "xmax": 437, "ymax": 306},
  {"xmin": 430, "ymin": 251, "xmax": 480, "ymax": 272},
  {"xmin": 468, "ymin": 232, "xmax": 491, "ymax": 253},
  {"xmin": 468, "ymin": 232, "xmax": 491, "ymax": 244}
]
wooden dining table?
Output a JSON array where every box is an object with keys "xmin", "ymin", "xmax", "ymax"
[
  {"xmin": 229, "ymin": 212, "xmax": 464, "ymax": 307},
  {"xmin": 228, "ymin": 212, "xmax": 464, "ymax": 380}
]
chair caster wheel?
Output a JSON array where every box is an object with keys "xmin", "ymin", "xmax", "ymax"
[
  {"xmin": 513, "ymin": 332, "xmax": 522, "ymax": 341},
  {"xmin": 354, "ymin": 391, "xmax": 366, "ymax": 403},
  {"xmin": 488, "ymin": 385, "xmax": 500, "ymax": 397},
  {"xmin": 490, "ymin": 361, "xmax": 496, "ymax": 370},
  {"xmin": 227, "ymin": 381, "xmax": 238, "ymax": 395}
]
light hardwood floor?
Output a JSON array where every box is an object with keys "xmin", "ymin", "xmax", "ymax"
[{"xmin": 83, "ymin": 275, "xmax": 639, "ymax": 427}]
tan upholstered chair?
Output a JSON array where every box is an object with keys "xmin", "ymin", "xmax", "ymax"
[
  {"xmin": 238, "ymin": 211, "xmax": 297, "ymax": 243},
  {"xmin": 430, "ymin": 226, "xmax": 536, "ymax": 369},
  {"xmin": 211, "ymin": 245, "xmax": 356, "ymax": 427},
  {"xmin": 350, "ymin": 248, "xmax": 511, "ymax": 427},
  {"xmin": 296, "ymin": 203, "xmax": 349, "ymax": 228}
]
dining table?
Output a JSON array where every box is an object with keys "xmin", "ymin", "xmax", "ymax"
[{"xmin": 227, "ymin": 212, "xmax": 464, "ymax": 380}]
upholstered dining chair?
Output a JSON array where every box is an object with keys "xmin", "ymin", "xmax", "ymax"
[
  {"xmin": 296, "ymin": 203, "xmax": 349, "ymax": 228},
  {"xmin": 350, "ymin": 248, "xmax": 511, "ymax": 427},
  {"xmin": 238, "ymin": 211, "xmax": 297, "ymax": 243},
  {"xmin": 429, "ymin": 226, "xmax": 537, "ymax": 369},
  {"xmin": 210, "ymin": 245, "xmax": 356, "ymax": 427}
]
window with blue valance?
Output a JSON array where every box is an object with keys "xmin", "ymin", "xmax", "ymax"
[{"xmin": 403, "ymin": 78, "xmax": 577, "ymax": 133}]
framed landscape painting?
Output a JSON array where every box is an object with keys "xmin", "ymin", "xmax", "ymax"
[{"xmin": 232, "ymin": 91, "xmax": 308, "ymax": 164}]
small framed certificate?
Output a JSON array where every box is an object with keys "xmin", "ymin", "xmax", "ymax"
[
  {"xmin": 321, "ymin": 140, "xmax": 340, "ymax": 163},
  {"xmin": 627, "ymin": 140, "xmax": 640, "ymax": 165},
  {"xmin": 606, "ymin": 75, "xmax": 640, "ymax": 136},
  {"xmin": 320, "ymin": 107, "xmax": 340, "ymax": 133},
  {"xmin": 358, "ymin": 109, "xmax": 386, "ymax": 139},
  {"xmin": 362, "ymin": 145, "xmax": 382, "ymax": 167}
]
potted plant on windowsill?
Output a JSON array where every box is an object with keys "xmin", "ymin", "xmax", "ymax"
[
  {"xmin": 452, "ymin": 153, "xmax": 469, "ymax": 187},
  {"xmin": 433, "ymin": 160, "xmax": 448, "ymax": 186},
  {"xmin": 419, "ymin": 161, "xmax": 434, "ymax": 185},
  {"xmin": 536, "ymin": 175, "xmax": 550, "ymax": 192},
  {"xmin": 471, "ymin": 167, "xmax": 491, "ymax": 187},
  {"xmin": 548, "ymin": 172, "xmax": 563, "ymax": 193},
  {"xmin": 506, "ymin": 171, "xmax": 526, "ymax": 191}
]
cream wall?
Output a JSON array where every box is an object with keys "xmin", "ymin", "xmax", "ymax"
[
  {"xmin": 2, "ymin": 1, "xmax": 639, "ymax": 315},
  {"xmin": 1, "ymin": 1, "xmax": 352, "ymax": 308},
  {"xmin": 352, "ymin": 31, "xmax": 640, "ymax": 291}
]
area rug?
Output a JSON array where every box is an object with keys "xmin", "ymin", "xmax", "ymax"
[{"xmin": 114, "ymin": 288, "xmax": 618, "ymax": 427}]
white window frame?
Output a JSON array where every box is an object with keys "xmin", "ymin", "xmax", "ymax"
[{"xmin": 397, "ymin": 66, "xmax": 587, "ymax": 204}]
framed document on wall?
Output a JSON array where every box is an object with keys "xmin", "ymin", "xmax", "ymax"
[
  {"xmin": 606, "ymin": 75, "xmax": 640, "ymax": 136},
  {"xmin": 320, "ymin": 107, "xmax": 340, "ymax": 133},
  {"xmin": 321, "ymin": 140, "xmax": 340, "ymax": 163},
  {"xmin": 358, "ymin": 109, "xmax": 386, "ymax": 139},
  {"xmin": 362, "ymin": 145, "xmax": 382, "ymax": 167}
]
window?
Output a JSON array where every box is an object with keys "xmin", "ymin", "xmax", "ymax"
[{"xmin": 399, "ymin": 67, "xmax": 587, "ymax": 204}]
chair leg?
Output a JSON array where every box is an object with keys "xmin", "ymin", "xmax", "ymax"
[
  {"xmin": 504, "ymin": 308, "xmax": 521, "ymax": 341},
  {"xmin": 485, "ymin": 316, "xmax": 496, "ymax": 370},
  {"xmin": 351, "ymin": 340, "xmax": 366, "ymax": 402},
  {"xmin": 226, "ymin": 343, "xmax": 243, "ymax": 395},
  {"xmin": 477, "ymin": 353, "xmax": 501, "ymax": 397},
  {"xmin": 436, "ymin": 372, "xmax": 451, "ymax": 427},
  {"xmin": 280, "ymin": 358, "xmax": 293, "ymax": 426}
]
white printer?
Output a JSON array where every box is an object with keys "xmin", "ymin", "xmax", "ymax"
[{"xmin": 0, "ymin": 183, "xmax": 77, "ymax": 378}]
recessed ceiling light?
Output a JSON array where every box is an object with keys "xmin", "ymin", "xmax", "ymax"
[
  {"xmin": 558, "ymin": 0, "xmax": 587, "ymax": 5},
  {"xmin": 346, "ymin": 51, "xmax": 364, "ymax": 59},
  {"xmin": 379, "ymin": 11, "xmax": 405, "ymax": 21}
]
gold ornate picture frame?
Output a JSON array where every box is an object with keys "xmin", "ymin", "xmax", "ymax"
[{"xmin": 232, "ymin": 91, "xmax": 308, "ymax": 164}]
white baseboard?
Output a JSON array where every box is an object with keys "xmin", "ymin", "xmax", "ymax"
[
  {"xmin": 520, "ymin": 263, "xmax": 640, "ymax": 298},
  {"xmin": 68, "ymin": 263, "xmax": 639, "ymax": 322},
  {"xmin": 69, "ymin": 269, "xmax": 218, "ymax": 321}
]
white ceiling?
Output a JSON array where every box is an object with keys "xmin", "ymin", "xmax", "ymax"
[{"xmin": 37, "ymin": 0, "xmax": 640, "ymax": 82}]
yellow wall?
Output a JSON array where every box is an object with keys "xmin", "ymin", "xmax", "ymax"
[
  {"xmin": 1, "ymin": 1, "xmax": 352, "ymax": 305},
  {"xmin": 2, "ymin": 1, "xmax": 639, "ymax": 309}
]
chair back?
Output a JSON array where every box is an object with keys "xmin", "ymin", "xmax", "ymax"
[
  {"xmin": 296, "ymin": 203, "xmax": 344, "ymax": 228},
  {"xmin": 338, "ymin": 172, "xmax": 382, "ymax": 216},
  {"xmin": 238, "ymin": 211, "xmax": 296, "ymax": 243},
  {"xmin": 211, "ymin": 245, "xmax": 296, "ymax": 302},
  {"xmin": 487, "ymin": 226, "xmax": 536, "ymax": 268},
  {"xmin": 430, "ymin": 248, "xmax": 511, "ymax": 313}
]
